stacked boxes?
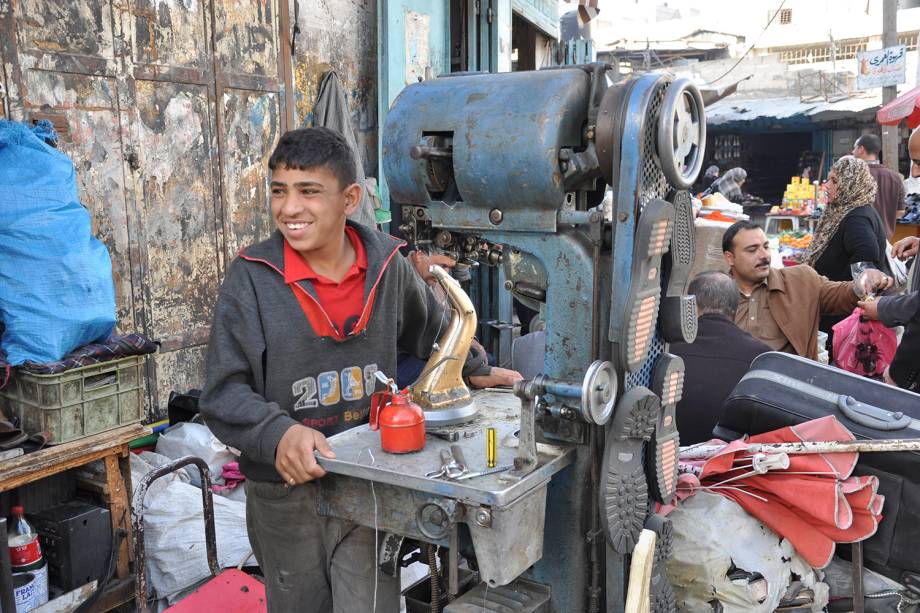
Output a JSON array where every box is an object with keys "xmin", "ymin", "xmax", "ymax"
[{"xmin": 782, "ymin": 176, "xmax": 818, "ymax": 210}]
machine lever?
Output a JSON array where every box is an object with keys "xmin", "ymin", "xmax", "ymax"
[
  {"xmin": 502, "ymin": 384, "xmax": 540, "ymax": 482},
  {"xmin": 410, "ymin": 145, "xmax": 453, "ymax": 160}
]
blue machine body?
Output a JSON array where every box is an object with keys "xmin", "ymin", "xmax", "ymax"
[
  {"xmin": 382, "ymin": 68, "xmax": 681, "ymax": 612},
  {"xmin": 384, "ymin": 69, "xmax": 591, "ymax": 233}
]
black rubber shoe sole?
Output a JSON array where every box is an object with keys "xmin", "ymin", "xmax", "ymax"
[
  {"xmin": 646, "ymin": 513, "xmax": 677, "ymax": 613},
  {"xmin": 647, "ymin": 353, "xmax": 684, "ymax": 504},
  {"xmin": 659, "ymin": 190, "xmax": 698, "ymax": 344},
  {"xmin": 651, "ymin": 579, "xmax": 678, "ymax": 613},
  {"xmin": 645, "ymin": 513, "xmax": 675, "ymax": 568},
  {"xmin": 620, "ymin": 198, "xmax": 674, "ymax": 373},
  {"xmin": 601, "ymin": 386, "xmax": 660, "ymax": 554}
]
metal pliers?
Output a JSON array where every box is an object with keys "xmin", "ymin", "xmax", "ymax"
[
  {"xmin": 425, "ymin": 444, "xmax": 512, "ymax": 481},
  {"xmin": 425, "ymin": 445, "xmax": 469, "ymax": 479}
]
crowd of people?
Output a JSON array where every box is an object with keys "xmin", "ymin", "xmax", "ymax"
[{"xmin": 674, "ymin": 130, "xmax": 920, "ymax": 445}]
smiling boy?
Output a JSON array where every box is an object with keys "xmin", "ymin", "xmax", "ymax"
[{"xmin": 199, "ymin": 127, "xmax": 515, "ymax": 612}]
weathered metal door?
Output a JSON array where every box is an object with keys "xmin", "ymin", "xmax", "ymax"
[{"xmin": 0, "ymin": 0, "xmax": 282, "ymax": 417}]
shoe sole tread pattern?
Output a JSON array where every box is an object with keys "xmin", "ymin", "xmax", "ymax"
[
  {"xmin": 648, "ymin": 354, "xmax": 685, "ymax": 504},
  {"xmin": 601, "ymin": 387, "xmax": 660, "ymax": 554},
  {"xmin": 646, "ymin": 514, "xmax": 677, "ymax": 613},
  {"xmin": 650, "ymin": 579, "xmax": 678, "ymax": 613},
  {"xmin": 621, "ymin": 199, "xmax": 674, "ymax": 373},
  {"xmin": 664, "ymin": 190, "xmax": 695, "ymax": 296},
  {"xmin": 659, "ymin": 190, "xmax": 698, "ymax": 344}
]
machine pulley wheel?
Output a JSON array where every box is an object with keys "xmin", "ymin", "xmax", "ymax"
[
  {"xmin": 656, "ymin": 78, "xmax": 706, "ymax": 190},
  {"xmin": 596, "ymin": 81, "xmax": 635, "ymax": 187},
  {"xmin": 580, "ymin": 360, "xmax": 617, "ymax": 425},
  {"xmin": 416, "ymin": 501, "xmax": 452, "ymax": 540}
]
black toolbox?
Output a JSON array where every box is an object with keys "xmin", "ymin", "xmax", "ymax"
[
  {"xmin": 32, "ymin": 500, "xmax": 112, "ymax": 591},
  {"xmin": 720, "ymin": 352, "xmax": 920, "ymax": 580}
]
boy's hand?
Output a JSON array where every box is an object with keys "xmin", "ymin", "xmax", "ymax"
[
  {"xmin": 892, "ymin": 236, "xmax": 919, "ymax": 260},
  {"xmin": 275, "ymin": 425, "xmax": 336, "ymax": 486},
  {"xmin": 470, "ymin": 367, "xmax": 524, "ymax": 389},
  {"xmin": 857, "ymin": 299, "xmax": 880, "ymax": 320}
]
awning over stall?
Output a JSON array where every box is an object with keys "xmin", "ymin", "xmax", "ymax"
[
  {"xmin": 876, "ymin": 84, "xmax": 920, "ymax": 128},
  {"xmin": 707, "ymin": 93, "xmax": 884, "ymax": 130}
]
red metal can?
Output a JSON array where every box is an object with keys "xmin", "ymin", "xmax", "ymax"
[{"xmin": 369, "ymin": 390, "xmax": 426, "ymax": 454}]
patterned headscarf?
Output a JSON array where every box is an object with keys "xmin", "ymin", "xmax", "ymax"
[
  {"xmin": 713, "ymin": 167, "xmax": 747, "ymax": 202},
  {"xmin": 803, "ymin": 156, "xmax": 877, "ymax": 267}
]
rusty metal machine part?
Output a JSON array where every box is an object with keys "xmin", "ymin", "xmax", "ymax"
[{"xmin": 412, "ymin": 265, "xmax": 478, "ymax": 426}]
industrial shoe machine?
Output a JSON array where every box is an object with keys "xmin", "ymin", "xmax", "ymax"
[{"xmin": 316, "ymin": 64, "xmax": 707, "ymax": 612}]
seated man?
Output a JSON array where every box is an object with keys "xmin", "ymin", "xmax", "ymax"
[
  {"xmin": 670, "ymin": 271, "xmax": 771, "ymax": 445},
  {"xmin": 721, "ymin": 220, "xmax": 892, "ymax": 360}
]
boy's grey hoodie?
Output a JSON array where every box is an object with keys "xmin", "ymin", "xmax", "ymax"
[{"xmin": 199, "ymin": 221, "xmax": 487, "ymax": 482}]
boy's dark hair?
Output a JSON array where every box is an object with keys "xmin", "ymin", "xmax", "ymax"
[
  {"xmin": 688, "ymin": 271, "xmax": 740, "ymax": 319},
  {"xmin": 722, "ymin": 220, "xmax": 763, "ymax": 253},
  {"xmin": 855, "ymin": 134, "xmax": 882, "ymax": 157},
  {"xmin": 268, "ymin": 127, "xmax": 357, "ymax": 188}
]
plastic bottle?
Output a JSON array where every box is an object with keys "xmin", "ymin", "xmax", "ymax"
[{"xmin": 8, "ymin": 506, "xmax": 49, "ymax": 610}]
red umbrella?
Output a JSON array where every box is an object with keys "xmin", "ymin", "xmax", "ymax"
[
  {"xmin": 672, "ymin": 416, "xmax": 884, "ymax": 569},
  {"xmin": 877, "ymin": 84, "xmax": 920, "ymax": 128}
]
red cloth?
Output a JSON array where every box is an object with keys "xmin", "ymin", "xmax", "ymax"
[
  {"xmin": 672, "ymin": 416, "xmax": 884, "ymax": 568},
  {"xmin": 212, "ymin": 461, "xmax": 245, "ymax": 493},
  {"xmin": 283, "ymin": 226, "xmax": 368, "ymax": 337}
]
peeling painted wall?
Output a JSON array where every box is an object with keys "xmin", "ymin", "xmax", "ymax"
[
  {"xmin": 0, "ymin": 0, "xmax": 284, "ymax": 419},
  {"xmin": 291, "ymin": 0, "xmax": 377, "ymax": 175}
]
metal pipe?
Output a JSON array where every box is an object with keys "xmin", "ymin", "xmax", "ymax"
[
  {"xmin": 410, "ymin": 145, "xmax": 453, "ymax": 160},
  {"xmin": 133, "ymin": 456, "xmax": 219, "ymax": 613},
  {"xmin": 683, "ymin": 439, "xmax": 920, "ymax": 458},
  {"xmin": 853, "ymin": 542, "xmax": 865, "ymax": 613},
  {"xmin": 541, "ymin": 380, "xmax": 582, "ymax": 400},
  {"xmin": 557, "ymin": 209, "xmax": 600, "ymax": 226},
  {"xmin": 448, "ymin": 524, "xmax": 459, "ymax": 599}
]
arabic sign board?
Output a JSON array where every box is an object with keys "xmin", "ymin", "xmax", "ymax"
[{"xmin": 857, "ymin": 45, "xmax": 906, "ymax": 90}]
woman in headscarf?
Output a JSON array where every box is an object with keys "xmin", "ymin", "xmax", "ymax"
[
  {"xmin": 803, "ymin": 155, "xmax": 887, "ymax": 360},
  {"xmin": 699, "ymin": 165, "xmax": 720, "ymax": 192},
  {"xmin": 711, "ymin": 167, "xmax": 747, "ymax": 202},
  {"xmin": 803, "ymin": 156, "xmax": 886, "ymax": 278}
]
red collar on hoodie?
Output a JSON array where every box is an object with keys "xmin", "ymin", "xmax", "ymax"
[{"xmin": 239, "ymin": 226, "xmax": 403, "ymax": 342}]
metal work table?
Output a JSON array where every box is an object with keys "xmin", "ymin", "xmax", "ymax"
[
  {"xmin": 316, "ymin": 390, "xmax": 575, "ymax": 587},
  {"xmin": 317, "ymin": 389, "xmax": 574, "ymax": 506}
]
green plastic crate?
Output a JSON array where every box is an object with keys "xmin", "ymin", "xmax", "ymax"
[{"xmin": 0, "ymin": 355, "xmax": 145, "ymax": 444}]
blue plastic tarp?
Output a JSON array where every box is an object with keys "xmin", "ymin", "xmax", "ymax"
[{"xmin": 0, "ymin": 119, "xmax": 116, "ymax": 365}]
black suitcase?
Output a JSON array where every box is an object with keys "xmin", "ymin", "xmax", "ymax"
[{"xmin": 720, "ymin": 352, "xmax": 920, "ymax": 580}]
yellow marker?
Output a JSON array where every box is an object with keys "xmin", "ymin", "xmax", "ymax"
[{"xmin": 487, "ymin": 427, "xmax": 496, "ymax": 468}]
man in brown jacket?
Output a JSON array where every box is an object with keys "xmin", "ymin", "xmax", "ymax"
[{"xmin": 722, "ymin": 221, "xmax": 892, "ymax": 360}]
